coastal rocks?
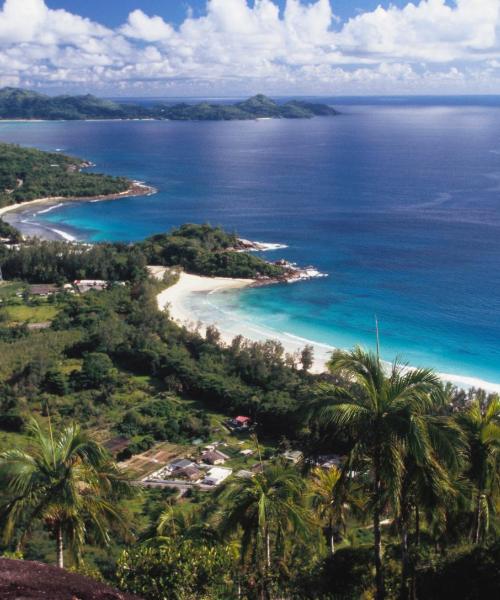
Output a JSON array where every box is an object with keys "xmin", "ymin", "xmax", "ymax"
[
  {"xmin": 236, "ymin": 238, "xmax": 288, "ymax": 252},
  {"xmin": 273, "ymin": 259, "xmax": 327, "ymax": 283},
  {"xmin": 236, "ymin": 240, "xmax": 326, "ymax": 284}
]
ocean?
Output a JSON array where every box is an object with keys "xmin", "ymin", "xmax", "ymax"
[{"xmin": 1, "ymin": 97, "xmax": 500, "ymax": 390}]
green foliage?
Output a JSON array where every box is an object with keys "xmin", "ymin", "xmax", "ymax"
[
  {"xmin": 1, "ymin": 239, "xmax": 148, "ymax": 283},
  {"xmin": 306, "ymin": 546, "xmax": 375, "ymax": 599},
  {"xmin": 43, "ymin": 368, "xmax": 68, "ymax": 396},
  {"xmin": 116, "ymin": 539, "xmax": 237, "ymax": 600},
  {"xmin": 0, "ymin": 419, "xmax": 135, "ymax": 567},
  {"xmin": 417, "ymin": 541, "xmax": 500, "ymax": 599},
  {"xmin": 457, "ymin": 396, "xmax": 500, "ymax": 543},
  {"xmin": 0, "ymin": 142, "xmax": 128, "ymax": 209},
  {"xmin": 1, "ymin": 222, "xmax": 281, "ymax": 282},
  {"xmin": 117, "ymin": 397, "xmax": 210, "ymax": 444},
  {"xmin": 142, "ymin": 223, "xmax": 285, "ymax": 279},
  {"xmin": 219, "ymin": 463, "xmax": 314, "ymax": 575},
  {"xmin": 79, "ymin": 352, "xmax": 115, "ymax": 389}
]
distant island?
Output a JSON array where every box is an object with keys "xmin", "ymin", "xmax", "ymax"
[{"xmin": 0, "ymin": 88, "xmax": 338, "ymax": 121}]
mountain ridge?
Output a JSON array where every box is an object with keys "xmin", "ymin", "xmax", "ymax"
[{"xmin": 0, "ymin": 88, "xmax": 338, "ymax": 121}]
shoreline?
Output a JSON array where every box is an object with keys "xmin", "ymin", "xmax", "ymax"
[
  {"xmin": 155, "ymin": 272, "xmax": 500, "ymax": 392},
  {"xmin": 0, "ymin": 181, "xmax": 156, "ymax": 240}
]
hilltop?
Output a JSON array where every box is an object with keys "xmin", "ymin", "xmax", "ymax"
[{"xmin": 0, "ymin": 88, "xmax": 338, "ymax": 121}]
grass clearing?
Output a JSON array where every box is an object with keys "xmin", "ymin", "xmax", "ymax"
[{"xmin": 4, "ymin": 303, "xmax": 59, "ymax": 324}]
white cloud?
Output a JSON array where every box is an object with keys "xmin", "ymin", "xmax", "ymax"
[
  {"xmin": 338, "ymin": 0, "xmax": 500, "ymax": 62},
  {"xmin": 120, "ymin": 9, "xmax": 174, "ymax": 42},
  {"xmin": 0, "ymin": 0, "xmax": 498, "ymax": 94}
]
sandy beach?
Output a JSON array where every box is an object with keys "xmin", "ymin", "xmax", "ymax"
[
  {"xmin": 155, "ymin": 271, "xmax": 500, "ymax": 390},
  {"xmin": 0, "ymin": 181, "xmax": 155, "ymax": 240},
  {"xmin": 156, "ymin": 271, "xmax": 333, "ymax": 373},
  {"xmin": 156, "ymin": 271, "xmax": 255, "ymax": 327}
]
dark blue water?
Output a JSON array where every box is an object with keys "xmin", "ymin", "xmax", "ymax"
[{"xmin": 1, "ymin": 100, "xmax": 499, "ymax": 388}]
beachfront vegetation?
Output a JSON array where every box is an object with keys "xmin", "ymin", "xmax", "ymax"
[
  {"xmin": 0, "ymin": 88, "xmax": 338, "ymax": 121},
  {"xmin": 0, "ymin": 223, "xmax": 286, "ymax": 281},
  {"xmin": 0, "ymin": 143, "xmax": 129, "ymax": 211},
  {"xmin": 142, "ymin": 224, "xmax": 285, "ymax": 278}
]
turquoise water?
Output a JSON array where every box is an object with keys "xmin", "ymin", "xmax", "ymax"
[{"xmin": 1, "ymin": 99, "xmax": 500, "ymax": 388}]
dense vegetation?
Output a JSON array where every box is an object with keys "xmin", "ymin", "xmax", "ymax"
[
  {"xmin": 0, "ymin": 88, "xmax": 338, "ymax": 121},
  {"xmin": 142, "ymin": 224, "xmax": 285, "ymax": 278},
  {"xmin": 0, "ymin": 256, "xmax": 498, "ymax": 598},
  {"xmin": 0, "ymin": 223, "xmax": 286, "ymax": 281},
  {"xmin": 0, "ymin": 142, "xmax": 129, "ymax": 210}
]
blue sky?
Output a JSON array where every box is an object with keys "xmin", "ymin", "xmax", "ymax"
[
  {"xmin": 0, "ymin": 1, "xmax": 498, "ymax": 96},
  {"xmin": 45, "ymin": 1, "xmax": 413, "ymax": 28}
]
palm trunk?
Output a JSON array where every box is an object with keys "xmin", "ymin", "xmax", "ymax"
[
  {"xmin": 400, "ymin": 516, "xmax": 409, "ymax": 600},
  {"xmin": 265, "ymin": 529, "xmax": 271, "ymax": 569},
  {"xmin": 409, "ymin": 506, "xmax": 420, "ymax": 600},
  {"xmin": 330, "ymin": 516, "xmax": 335, "ymax": 554},
  {"xmin": 474, "ymin": 493, "xmax": 482, "ymax": 544},
  {"xmin": 415, "ymin": 506, "xmax": 420, "ymax": 547},
  {"xmin": 56, "ymin": 523, "xmax": 64, "ymax": 569},
  {"xmin": 373, "ymin": 455, "xmax": 385, "ymax": 600}
]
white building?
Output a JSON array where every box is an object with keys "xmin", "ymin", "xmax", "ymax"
[{"xmin": 202, "ymin": 467, "xmax": 232, "ymax": 486}]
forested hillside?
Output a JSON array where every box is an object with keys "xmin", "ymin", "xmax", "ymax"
[
  {"xmin": 0, "ymin": 88, "xmax": 338, "ymax": 121},
  {"xmin": 0, "ymin": 143, "xmax": 129, "ymax": 210}
]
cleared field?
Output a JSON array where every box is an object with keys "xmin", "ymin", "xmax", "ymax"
[
  {"xmin": 120, "ymin": 441, "xmax": 188, "ymax": 479},
  {"xmin": 4, "ymin": 304, "xmax": 59, "ymax": 324}
]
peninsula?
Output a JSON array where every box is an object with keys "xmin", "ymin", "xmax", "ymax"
[
  {"xmin": 0, "ymin": 142, "xmax": 153, "ymax": 240},
  {"xmin": 0, "ymin": 88, "xmax": 338, "ymax": 121}
]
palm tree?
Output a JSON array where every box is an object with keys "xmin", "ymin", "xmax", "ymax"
[
  {"xmin": 457, "ymin": 396, "xmax": 500, "ymax": 543},
  {"xmin": 322, "ymin": 347, "xmax": 442, "ymax": 600},
  {"xmin": 218, "ymin": 462, "xmax": 313, "ymax": 598},
  {"xmin": 397, "ymin": 411, "xmax": 464, "ymax": 600},
  {"xmin": 308, "ymin": 465, "xmax": 363, "ymax": 555},
  {"xmin": 0, "ymin": 418, "xmax": 134, "ymax": 568},
  {"xmin": 309, "ymin": 466, "xmax": 342, "ymax": 555}
]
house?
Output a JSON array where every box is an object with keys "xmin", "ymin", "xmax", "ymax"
[
  {"xmin": 202, "ymin": 467, "xmax": 232, "ymax": 486},
  {"xmin": 236, "ymin": 469, "xmax": 255, "ymax": 479},
  {"xmin": 201, "ymin": 449, "xmax": 229, "ymax": 465},
  {"xmin": 240, "ymin": 449, "xmax": 254, "ymax": 456},
  {"xmin": 251, "ymin": 462, "xmax": 264, "ymax": 474},
  {"xmin": 282, "ymin": 450, "xmax": 303, "ymax": 464},
  {"xmin": 177, "ymin": 465, "xmax": 203, "ymax": 481},
  {"xmin": 168, "ymin": 458, "xmax": 196, "ymax": 472},
  {"xmin": 28, "ymin": 284, "xmax": 59, "ymax": 297},
  {"xmin": 73, "ymin": 279, "xmax": 108, "ymax": 293},
  {"xmin": 233, "ymin": 416, "xmax": 251, "ymax": 428},
  {"xmin": 315, "ymin": 454, "xmax": 345, "ymax": 470}
]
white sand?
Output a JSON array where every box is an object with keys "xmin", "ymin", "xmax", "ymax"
[
  {"xmin": 156, "ymin": 271, "xmax": 500, "ymax": 390},
  {"xmin": 156, "ymin": 271, "xmax": 331, "ymax": 373},
  {"xmin": 0, "ymin": 182, "xmax": 155, "ymax": 220},
  {"xmin": 0, "ymin": 196, "xmax": 66, "ymax": 218},
  {"xmin": 157, "ymin": 272, "xmax": 254, "ymax": 328}
]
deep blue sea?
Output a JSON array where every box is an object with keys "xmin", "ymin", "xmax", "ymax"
[{"xmin": 1, "ymin": 97, "xmax": 500, "ymax": 389}]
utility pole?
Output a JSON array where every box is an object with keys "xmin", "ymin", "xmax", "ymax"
[{"xmin": 375, "ymin": 315, "xmax": 380, "ymax": 363}]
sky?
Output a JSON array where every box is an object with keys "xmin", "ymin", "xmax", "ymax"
[{"xmin": 0, "ymin": 0, "xmax": 498, "ymax": 97}]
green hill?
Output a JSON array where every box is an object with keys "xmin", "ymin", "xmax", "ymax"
[
  {"xmin": 0, "ymin": 88, "xmax": 338, "ymax": 121},
  {"xmin": 0, "ymin": 143, "xmax": 129, "ymax": 209}
]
